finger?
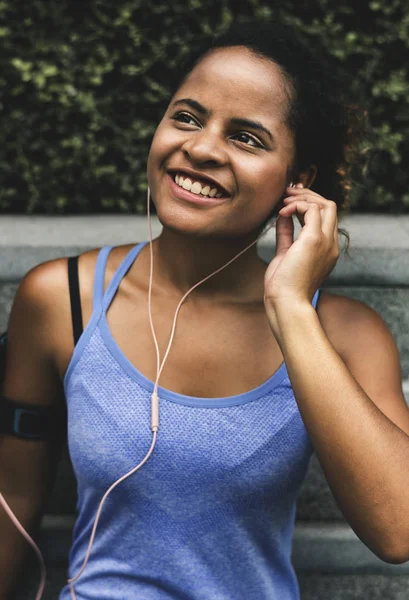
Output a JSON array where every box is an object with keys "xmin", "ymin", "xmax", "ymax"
[
  {"xmin": 285, "ymin": 187, "xmax": 324, "ymax": 200},
  {"xmin": 281, "ymin": 202, "xmax": 305, "ymax": 228},
  {"xmin": 280, "ymin": 199, "xmax": 323, "ymax": 219},
  {"xmin": 284, "ymin": 190, "xmax": 334, "ymax": 228},
  {"xmin": 275, "ymin": 214, "xmax": 294, "ymax": 256},
  {"xmin": 283, "ymin": 191, "xmax": 325, "ymax": 204},
  {"xmin": 279, "ymin": 201, "xmax": 322, "ymax": 237},
  {"xmin": 283, "ymin": 194, "xmax": 324, "ymax": 209},
  {"xmin": 326, "ymin": 200, "xmax": 339, "ymax": 239},
  {"xmin": 334, "ymin": 229, "xmax": 340, "ymax": 255},
  {"xmin": 298, "ymin": 202, "xmax": 322, "ymax": 236},
  {"xmin": 334, "ymin": 223, "xmax": 341, "ymax": 253},
  {"xmin": 282, "ymin": 196, "xmax": 337, "ymax": 240},
  {"xmin": 289, "ymin": 200, "xmax": 339, "ymax": 256}
]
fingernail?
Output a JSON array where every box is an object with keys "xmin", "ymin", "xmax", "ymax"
[{"xmin": 295, "ymin": 183, "xmax": 304, "ymax": 189}]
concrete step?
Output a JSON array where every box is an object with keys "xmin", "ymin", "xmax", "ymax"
[
  {"xmin": 297, "ymin": 574, "xmax": 409, "ymax": 600},
  {"xmin": 293, "ymin": 523, "xmax": 409, "ymax": 573}
]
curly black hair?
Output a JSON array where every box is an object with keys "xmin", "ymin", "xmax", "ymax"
[{"xmin": 168, "ymin": 20, "xmax": 367, "ymax": 253}]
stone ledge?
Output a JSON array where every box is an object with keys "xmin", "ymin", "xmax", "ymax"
[
  {"xmin": 0, "ymin": 215, "xmax": 408, "ymax": 283},
  {"xmin": 292, "ymin": 523, "xmax": 409, "ymax": 574},
  {"xmin": 37, "ymin": 517, "xmax": 409, "ymax": 574},
  {"xmin": 297, "ymin": 574, "xmax": 409, "ymax": 600},
  {"xmin": 1, "ymin": 214, "xmax": 409, "ymax": 247}
]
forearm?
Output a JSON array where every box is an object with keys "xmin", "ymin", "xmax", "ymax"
[{"xmin": 267, "ymin": 299, "xmax": 409, "ymax": 562}]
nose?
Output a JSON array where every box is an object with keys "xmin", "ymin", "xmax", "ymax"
[{"xmin": 181, "ymin": 127, "xmax": 228, "ymax": 166}]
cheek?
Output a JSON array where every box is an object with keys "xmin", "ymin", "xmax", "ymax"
[
  {"xmin": 238, "ymin": 159, "xmax": 288, "ymax": 201},
  {"xmin": 147, "ymin": 127, "xmax": 169, "ymax": 184},
  {"xmin": 148, "ymin": 126, "xmax": 165, "ymax": 164},
  {"xmin": 239, "ymin": 163, "xmax": 289, "ymax": 226},
  {"xmin": 148, "ymin": 122, "xmax": 181, "ymax": 176}
]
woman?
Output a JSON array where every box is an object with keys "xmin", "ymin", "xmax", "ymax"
[{"xmin": 1, "ymin": 20, "xmax": 409, "ymax": 600}]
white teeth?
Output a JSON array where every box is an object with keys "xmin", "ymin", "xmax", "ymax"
[
  {"xmin": 173, "ymin": 173, "xmax": 224, "ymax": 198},
  {"xmin": 191, "ymin": 182, "xmax": 202, "ymax": 195}
]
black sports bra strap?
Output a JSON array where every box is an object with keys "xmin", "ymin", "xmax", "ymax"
[{"xmin": 68, "ymin": 256, "xmax": 83, "ymax": 346}]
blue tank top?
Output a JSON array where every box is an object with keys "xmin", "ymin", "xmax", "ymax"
[{"xmin": 60, "ymin": 241, "xmax": 319, "ymax": 600}]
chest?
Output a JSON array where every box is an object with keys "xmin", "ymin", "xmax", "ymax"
[
  {"xmin": 57, "ymin": 251, "xmax": 332, "ymax": 398},
  {"xmin": 103, "ymin": 292, "xmax": 285, "ymax": 398},
  {"xmin": 68, "ymin": 353, "xmax": 312, "ymax": 509}
]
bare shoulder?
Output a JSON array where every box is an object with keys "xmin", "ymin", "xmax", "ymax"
[
  {"xmin": 23, "ymin": 242, "xmax": 135, "ymax": 310},
  {"xmin": 4, "ymin": 258, "xmax": 77, "ymax": 405},
  {"xmin": 316, "ymin": 289, "xmax": 409, "ymax": 434},
  {"xmin": 75, "ymin": 243, "xmax": 138, "ymax": 326},
  {"xmin": 12, "ymin": 244, "xmax": 136, "ymax": 381},
  {"xmin": 15, "ymin": 249, "xmax": 101, "ymax": 335},
  {"xmin": 316, "ymin": 289, "xmax": 394, "ymax": 360}
]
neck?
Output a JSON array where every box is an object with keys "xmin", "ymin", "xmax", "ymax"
[{"xmin": 150, "ymin": 227, "xmax": 266, "ymax": 301}]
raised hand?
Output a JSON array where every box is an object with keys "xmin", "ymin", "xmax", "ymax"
[{"xmin": 264, "ymin": 185, "xmax": 340, "ymax": 309}]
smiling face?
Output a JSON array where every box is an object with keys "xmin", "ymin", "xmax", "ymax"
[{"xmin": 147, "ymin": 45, "xmax": 297, "ymax": 239}]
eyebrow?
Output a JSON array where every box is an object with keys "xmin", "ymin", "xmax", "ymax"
[{"xmin": 171, "ymin": 98, "xmax": 275, "ymax": 143}]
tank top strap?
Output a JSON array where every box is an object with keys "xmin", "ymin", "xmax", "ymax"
[
  {"xmin": 102, "ymin": 241, "xmax": 148, "ymax": 314},
  {"xmin": 312, "ymin": 287, "xmax": 321, "ymax": 309},
  {"xmin": 92, "ymin": 245, "xmax": 115, "ymax": 315}
]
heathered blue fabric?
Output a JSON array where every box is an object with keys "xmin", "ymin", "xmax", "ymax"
[{"xmin": 60, "ymin": 241, "xmax": 319, "ymax": 600}]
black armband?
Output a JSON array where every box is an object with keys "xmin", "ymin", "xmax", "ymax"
[
  {"xmin": 0, "ymin": 394, "xmax": 66, "ymax": 443},
  {"xmin": 0, "ymin": 330, "xmax": 66, "ymax": 442}
]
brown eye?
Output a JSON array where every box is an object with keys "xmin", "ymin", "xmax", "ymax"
[
  {"xmin": 171, "ymin": 112, "xmax": 199, "ymax": 126},
  {"xmin": 232, "ymin": 132, "xmax": 263, "ymax": 148}
]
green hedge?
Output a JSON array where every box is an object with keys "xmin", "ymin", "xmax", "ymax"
[{"xmin": 0, "ymin": 0, "xmax": 408, "ymax": 214}]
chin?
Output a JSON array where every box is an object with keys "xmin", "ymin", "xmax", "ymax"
[
  {"xmin": 151, "ymin": 191, "xmax": 260, "ymax": 241},
  {"xmin": 154, "ymin": 204, "xmax": 212, "ymax": 237}
]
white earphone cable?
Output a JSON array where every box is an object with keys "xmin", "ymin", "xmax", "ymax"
[{"xmin": 0, "ymin": 490, "xmax": 46, "ymax": 600}]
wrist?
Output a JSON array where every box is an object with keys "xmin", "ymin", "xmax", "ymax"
[{"xmin": 265, "ymin": 297, "xmax": 315, "ymax": 338}]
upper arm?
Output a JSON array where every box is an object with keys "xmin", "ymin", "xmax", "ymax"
[
  {"xmin": 328, "ymin": 294, "xmax": 409, "ymax": 437},
  {"xmin": 1, "ymin": 258, "xmax": 69, "ymax": 507}
]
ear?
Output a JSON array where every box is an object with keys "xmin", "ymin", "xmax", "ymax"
[{"xmin": 295, "ymin": 165, "xmax": 317, "ymax": 189}]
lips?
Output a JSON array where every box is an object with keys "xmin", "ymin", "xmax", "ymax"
[
  {"xmin": 167, "ymin": 168, "xmax": 230, "ymax": 198},
  {"xmin": 167, "ymin": 173, "xmax": 228, "ymax": 206},
  {"xmin": 173, "ymin": 173, "xmax": 223, "ymax": 198}
]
